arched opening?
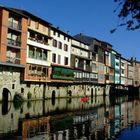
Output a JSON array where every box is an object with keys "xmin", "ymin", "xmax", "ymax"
[
  {"xmin": 52, "ymin": 90, "xmax": 56, "ymax": 105},
  {"xmin": 91, "ymin": 88, "xmax": 93, "ymax": 98},
  {"xmin": 68, "ymin": 90, "xmax": 72, "ymax": 97},
  {"xmin": 2, "ymin": 88, "xmax": 11, "ymax": 115}
]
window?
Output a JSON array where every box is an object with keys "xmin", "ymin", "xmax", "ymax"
[
  {"xmin": 43, "ymin": 26, "xmax": 46, "ymax": 32},
  {"xmin": 32, "ymin": 65, "xmax": 37, "ymax": 75},
  {"xmin": 53, "ymin": 39, "xmax": 57, "ymax": 47},
  {"xmin": 128, "ymin": 66, "xmax": 133, "ymax": 71},
  {"xmin": 99, "ymin": 74, "xmax": 104, "ymax": 81},
  {"xmin": 21, "ymin": 88, "xmax": 24, "ymax": 93},
  {"xmin": 52, "ymin": 53, "xmax": 56, "ymax": 63},
  {"xmin": 90, "ymin": 73, "xmax": 97, "ymax": 78},
  {"xmin": 106, "ymin": 75, "xmax": 109, "ymax": 80},
  {"xmin": 35, "ymin": 21, "xmax": 39, "ymax": 29},
  {"xmin": 64, "ymin": 44, "xmax": 68, "ymax": 51},
  {"xmin": 36, "ymin": 49, "xmax": 42, "ymax": 60},
  {"xmin": 128, "ymin": 79, "xmax": 132, "ymax": 85},
  {"xmin": 92, "ymin": 53, "xmax": 96, "ymax": 61},
  {"xmin": 64, "ymin": 57, "xmax": 68, "ymax": 65},
  {"xmin": 128, "ymin": 71, "xmax": 133, "ymax": 77},
  {"xmin": 135, "ymin": 81, "xmax": 138, "ymax": 85},
  {"xmin": 109, "ymin": 75, "xmax": 114, "ymax": 81},
  {"xmin": 42, "ymin": 67, "xmax": 47, "ymax": 76},
  {"xmin": 42, "ymin": 50, "xmax": 47, "ymax": 60},
  {"xmin": 44, "ymin": 37, "xmax": 48, "ymax": 45},
  {"xmin": 37, "ymin": 66, "xmax": 42, "ymax": 76},
  {"xmin": 116, "ymin": 62, "xmax": 119, "ymax": 66},
  {"xmin": 28, "ymin": 46, "xmax": 35, "ymax": 58},
  {"xmin": 58, "ymin": 55, "xmax": 61, "ymax": 64},
  {"xmin": 99, "ymin": 63, "xmax": 104, "ymax": 71},
  {"xmin": 12, "ymin": 84, "xmax": 15, "ymax": 89},
  {"xmin": 94, "ymin": 45, "xmax": 98, "ymax": 52},
  {"xmin": 58, "ymin": 41, "xmax": 62, "ymax": 49},
  {"xmin": 28, "ymin": 18, "xmax": 31, "ymax": 26},
  {"xmin": 121, "ymin": 69, "xmax": 124, "ymax": 74},
  {"xmin": 58, "ymin": 33, "xmax": 60, "ymax": 37},
  {"xmin": 92, "ymin": 63, "xmax": 97, "ymax": 71},
  {"xmin": 121, "ymin": 62, "xmax": 124, "ymax": 66}
]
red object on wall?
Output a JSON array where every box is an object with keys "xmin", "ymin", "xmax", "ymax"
[{"xmin": 80, "ymin": 97, "xmax": 89, "ymax": 102}]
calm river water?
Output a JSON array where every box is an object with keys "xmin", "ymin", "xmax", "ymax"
[{"xmin": 0, "ymin": 95, "xmax": 140, "ymax": 140}]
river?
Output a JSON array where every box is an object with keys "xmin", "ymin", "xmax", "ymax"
[{"xmin": 0, "ymin": 95, "xmax": 140, "ymax": 140}]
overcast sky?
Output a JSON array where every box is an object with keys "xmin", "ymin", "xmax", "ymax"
[{"xmin": 0, "ymin": 0, "xmax": 140, "ymax": 60}]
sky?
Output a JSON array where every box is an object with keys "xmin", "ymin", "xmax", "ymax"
[{"xmin": 0, "ymin": 0, "xmax": 140, "ymax": 60}]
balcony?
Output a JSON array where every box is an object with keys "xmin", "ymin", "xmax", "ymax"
[
  {"xmin": 8, "ymin": 21, "xmax": 21, "ymax": 31},
  {"xmin": 27, "ymin": 58, "xmax": 50, "ymax": 67},
  {"xmin": 75, "ymin": 77, "xmax": 98, "ymax": 83},
  {"xmin": 7, "ymin": 38, "xmax": 21, "ymax": 48},
  {"xmin": 6, "ymin": 56, "xmax": 20, "ymax": 64},
  {"xmin": 75, "ymin": 77, "xmax": 88, "ymax": 82},
  {"xmin": 27, "ymin": 39, "xmax": 51, "ymax": 51}
]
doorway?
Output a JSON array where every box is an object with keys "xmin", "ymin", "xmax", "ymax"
[
  {"xmin": 52, "ymin": 90, "xmax": 56, "ymax": 105},
  {"xmin": 2, "ymin": 88, "xmax": 11, "ymax": 115}
]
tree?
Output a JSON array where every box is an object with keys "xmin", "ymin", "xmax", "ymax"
[{"xmin": 111, "ymin": 0, "xmax": 140, "ymax": 33}]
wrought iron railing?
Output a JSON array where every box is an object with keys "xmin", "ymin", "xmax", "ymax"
[
  {"xmin": 6, "ymin": 56, "xmax": 20, "ymax": 64},
  {"xmin": 7, "ymin": 38, "xmax": 21, "ymax": 47}
]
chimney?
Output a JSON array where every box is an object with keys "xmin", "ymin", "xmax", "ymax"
[{"xmin": 56, "ymin": 26, "xmax": 60, "ymax": 30}]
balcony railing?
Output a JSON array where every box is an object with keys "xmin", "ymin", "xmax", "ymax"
[
  {"xmin": 7, "ymin": 38, "xmax": 21, "ymax": 47},
  {"xmin": 29, "ymin": 37, "xmax": 49, "ymax": 45},
  {"xmin": 28, "ymin": 52, "xmax": 48, "ymax": 61},
  {"xmin": 75, "ymin": 77, "xmax": 98, "ymax": 83},
  {"xmin": 6, "ymin": 56, "xmax": 20, "ymax": 64},
  {"xmin": 8, "ymin": 21, "xmax": 21, "ymax": 30}
]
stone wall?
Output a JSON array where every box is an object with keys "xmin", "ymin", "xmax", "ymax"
[{"xmin": 0, "ymin": 66, "xmax": 110, "ymax": 101}]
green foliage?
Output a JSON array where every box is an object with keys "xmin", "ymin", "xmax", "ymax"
[
  {"xmin": 13, "ymin": 93, "xmax": 24, "ymax": 110},
  {"xmin": 112, "ymin": 0, "xmax": 140, "ymax": 33},
  {"xmin": 27, "ymin": 91, "xmax": 32, "ymax": 99}
]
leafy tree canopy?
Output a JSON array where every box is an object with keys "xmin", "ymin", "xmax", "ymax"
[{"xmin": 111, "ymin": 0, "xmax": 140, "ymax": 33}]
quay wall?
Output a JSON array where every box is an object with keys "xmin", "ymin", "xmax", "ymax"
[
  {"xmin": 0, "ymin": 70, "xmax": 137, "ymax": 101},
  {"xmin": 0, "ymin": 70, "xmax": 108, "ymax": 101}
]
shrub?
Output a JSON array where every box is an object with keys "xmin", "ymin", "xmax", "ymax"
[{"xmin": 13, "ymin": 93, "xmax": 24, "ymax": 110}]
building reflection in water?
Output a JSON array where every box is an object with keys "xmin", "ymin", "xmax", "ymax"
[{"xmin": 0, "ymin": 96, "xmax": 140, "ymax": 139}]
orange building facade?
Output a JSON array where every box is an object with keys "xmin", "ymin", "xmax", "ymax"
[{"xmin": 0, "ymin": 7, "xmax": 27, "ymax": 67}]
